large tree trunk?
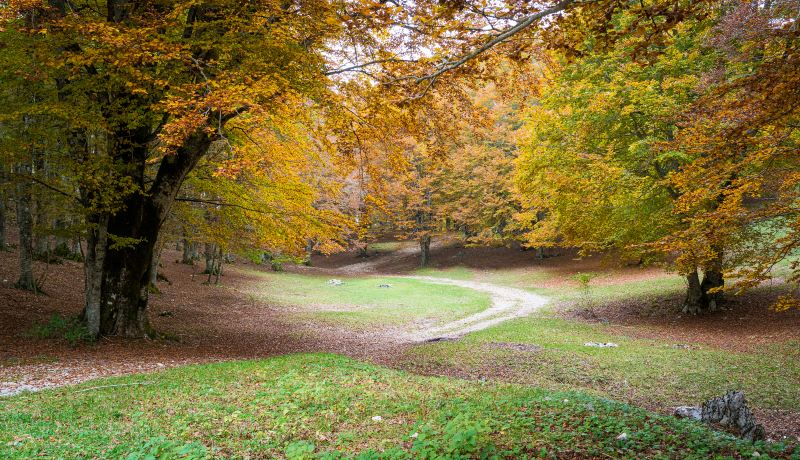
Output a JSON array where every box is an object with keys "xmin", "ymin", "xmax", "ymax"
[
  {"xmin": 149, "ymin": 235, "xmax": 164, "ymax": 289},
  {"xmin": 98, "ymin": 194, "xmax": 162, "ymax": 337},
  {"xmin": 420, "ymin": 234, "xmax": 431, "ymax": 267},
  {"xmin": 683, "ymin": 256, "xmax": 725, "ymax": 315},
  {"xmin": 89, "ymin": 130, "xmax": 213, "ymax": 338},
  {"xmin": 15, "ymin": 164, "xmax": 36, "ymax": 292},
  {"xmin": 0, "ymin": 193, "xmax": 5, "ymax": 251}
]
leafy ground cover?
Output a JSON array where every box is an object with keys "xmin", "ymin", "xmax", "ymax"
[
  {"xmin": 402, "ymin": 316, "xmax": 800, "ymax": 412},
  {"xmin": 1, "ymin": 354, "xmax": 795, "ymax": 459},
  {"xmin": 242, "ymin": 270, "xmax": 491, "ymax": 328}
]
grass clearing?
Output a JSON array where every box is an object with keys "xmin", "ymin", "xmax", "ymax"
[
  {"xmin": 1, "ymin": 354, "xmax": 794, "ymax": 459},
  {"xmin": 243, "ymin": 270, "xmax": 491, "ymax": 328},
  {"xmin": 412, "ymin": 266, "xmax": 477, "ymax": 280},
  {"xmin": 404, "ymin": 316, "xmax": 800, "ymax": 412},
  {"xmin": 367, "ymin": 242, "xmax": 403, "ymax": 253}
]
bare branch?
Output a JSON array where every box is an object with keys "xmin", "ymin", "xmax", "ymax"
[
  {"xmin": 415, "ymin": 0, "xmax": 576, "ymax": 83},
  {"xmin": 324, "ymin": 58, "xmax": 419, "ymax": 76}
]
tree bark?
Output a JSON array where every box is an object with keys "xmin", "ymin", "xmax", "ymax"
[
  {"xmin": 683, "ymin": 258, "xmax": 725, "ymax": 315},
  {"xmin": 15, "ymin": 163, "xmax": 36, "ymax": 292},
  {"xmin": 0, "ymin": 192, "xmax": 5, "ymax": 251},
  {"xmin": 203, "ymin": 242, "xmax": 217, "ymax": 275},
  {"xmin": 683, "ymin": 270, "xmax": 704, "ymax": 314},
  {"xmin": 181, "ymin": 235, "xmax": 197, "ymax": 264},
  {"xmin": 93, "ymin": 130, "xmax": 213, "ymax": 338},
  {"xmin": 149, "ymin": 236, "xmax": 164, "ymax": 289},
  {"xmin": 420, "ymin": 234, "xmax": 431, "ymax": 267},
  {"xmin": 700, "ymin": 251, "xmax": 724, "ymax": 312},
  {"xmin": 83, "ymin": 215, "xmax": 108, "ymax": 337}
]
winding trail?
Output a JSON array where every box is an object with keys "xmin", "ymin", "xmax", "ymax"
[
  {"xmin": 330, "ymin": 241, "xmax": 549, "ymax": 342},
  {"xmin": 404, "ymin": 276, "xmax": 548, "ymax": 342}
]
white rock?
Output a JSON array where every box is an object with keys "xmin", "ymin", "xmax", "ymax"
[
  {"xmin": 752, "ymin": 452, "xmax": 761, "ymax": 458},
  {"xmin": 616, "ymin": 432, "xmax": 628, "ymax": 441},
  {"xmin": 328, "ymin": 279, "xmax": 344, "ymax": 286},
  {"xmin": 674, "ymin": 406, "xmax": 701, "ymax": 420},
  {"xmin": 410, "ymin": 432, "xmax": 418, "ymax": 439},
  {"xmin": 371, "ymin": 415, "xmax": 383, "ymax": 422},
  {"xmin": 584, "ymin": 342, "xmax": 619, "ymax": 348}
]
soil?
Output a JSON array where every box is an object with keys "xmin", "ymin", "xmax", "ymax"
[{"xmin": 562, "ymin": 287, "xmax": 800, "ymax": 353}]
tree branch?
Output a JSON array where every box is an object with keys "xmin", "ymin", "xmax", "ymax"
[
  {"xmin": 324, "ymin": 58, "xmax": 419, "ymax": 76},
  {"xmin": 414, "ymin": 0, "xmax": 576, "ymax": 83}
]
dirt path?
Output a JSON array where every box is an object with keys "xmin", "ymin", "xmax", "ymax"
[
  {"xmin": 404, "ymin": 276, "xmax": 548, "ymax": 341},
  {"xmin": 320, "ymin": 241, "xmax": 550, "ymax": 341},
  {"xmin": 335, "ymin": 241, "xmax": 438, "ymax": 275}
]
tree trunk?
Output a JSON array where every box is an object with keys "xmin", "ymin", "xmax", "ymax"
[
  {"xmin": 420, "ymin": 235, "xmax": 431, "ymax": 267},
  {"xmin": 15, "ymin": 164, "xmax": 36, "ymax": 292},
  {"xmin": 683, "ymin": 270, "xmax": 704, "ymax": 314},
  {"xmin": 83, "ymin": 215, "xmax": 108, "ymax": 337},
  {"xmin": 149, "ymin": 237, "xmax": 164, "ymax": 290},
  {"xmin": 90, "ymin": 129, "xmax": 213, "ymax": 338},
  {"xmin": 700, "ymin": 251, "xmax": 724, "ymax": 312},
  {"xmin": 683, "ymin": 260, "xmax": 725, "ymax": 315},
  {"xmin": 204, "ymin": 243, "xmax": 217, "ymax": 275},
  {"xmin": 181, "ymin": 236, "xmax": 197, "ymax": 264},
  {"xmin": 0, "ymin": 193, "xmax": 5, "ymax": 251}
]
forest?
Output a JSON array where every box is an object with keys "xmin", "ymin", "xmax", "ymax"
[{"xmin": 0, "ymin": 0, "xmax": 799, "ymax": 458}]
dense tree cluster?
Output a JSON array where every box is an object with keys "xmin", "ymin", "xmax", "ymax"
[{"xmin": 0, "ymin": 0, "xmax": 798, "ymax": 339}]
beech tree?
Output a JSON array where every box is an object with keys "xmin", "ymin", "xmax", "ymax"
[
  {"xmin": 515, "ymin": 15, "xmax": 725, "ymax": 313},
  {"xmin": 0, "ymin": 0, "xmax": 722, "ymax": 338},
  {"xmin": 2, "ymin": 0, "xmax": 360, "ymax": 337},
  {"xmin": 663, "ymin": 0, "xmax": 800, "ymax": 310}
]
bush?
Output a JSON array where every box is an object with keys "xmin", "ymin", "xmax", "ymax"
[{"xmin": 570, "ymin": 272, "xmax": 598, "ymax": 312}]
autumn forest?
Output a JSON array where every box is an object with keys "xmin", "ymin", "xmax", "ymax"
[{"xmin": 1, "ymin": 0, "xmax": 799, "ymax": 457}]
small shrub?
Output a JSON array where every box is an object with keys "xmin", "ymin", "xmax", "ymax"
[{"xmin": 571, "ymin": 272, "xmax": 598, "ymax": 313}]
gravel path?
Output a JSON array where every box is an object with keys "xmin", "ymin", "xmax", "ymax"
[{"xmin": 404, "ymin": 276, "xmax": 548, "ymax": 341}]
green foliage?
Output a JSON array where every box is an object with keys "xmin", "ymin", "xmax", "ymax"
[
  {"xmin": 1, "ymin": 355, "xmax": 794, "ymax": 459},
  {"xmin": 117, "ymin": 437, "xmax": 208, "ymax": 460},
  {"xmin": 515, "ymin": 18, "xmax": 718, "ymax": 261},
  {"xmin": 25, "ymin": 314, "xmax": 93, "ymax": 346},
  {"xmin": 407, "ymin": 315, "xmax": 800, "ymax": 414}
]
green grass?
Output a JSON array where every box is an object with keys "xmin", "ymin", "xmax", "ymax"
[
  {"xmin": 412, "ymin": 266, "xmax": 477, "ymax": 280},
  {"xmin": 367, "ymin": 242, "xmax": 403, "ymax": 253},
  {"xmin": 1, "ymin": 354, "xmax": 794, "ymax": 459},
  {"xmin": 25, "ymin": 314, "xmax": 94, "ymax": 346},
  {"xmin": 243, "ymin": 271, "xmax": 491, "ymax": 328},
  {"xmin": 404, "ymin": 316, "xmax": 800, "ymax": 412}
]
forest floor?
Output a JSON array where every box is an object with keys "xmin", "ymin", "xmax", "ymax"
[{"xmin": 1, "ymin": 238, "xmax": 799, "ymax": 447}]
